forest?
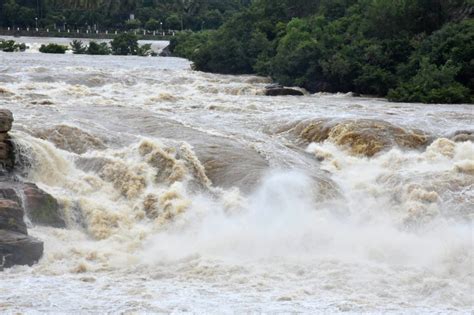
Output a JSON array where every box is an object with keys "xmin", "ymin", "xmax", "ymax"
[
  {"xmin": 171, "ymin": 0, "xmax": 474, "ymax": 103},
  {"xmin": 0, "ymin": 0, "xmax": 250, "ymax": 31}
]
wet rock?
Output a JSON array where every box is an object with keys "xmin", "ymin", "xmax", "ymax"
[
  {"xmin": 22, "ymin": 183, "xmax": 65, "ymax": 228},
  {"xmin": 159, "ymin": 45, "xmax": 172, "ymax": 57},
  {"xmin": 35, "ymin": 124, "xmax": 106, "ymax": 154},
  {"xmin": 0, "ymin": 109, "xmax": 14, "ymax": 173},
  {"xmin": 0, "ymin": 199, "xmax": 27, "ymax": 235},
  {"xmin": 265, "ymin": 86, "xmax": 304, "ymax": 96},
  {"xmin": 291, "ymin": 118, "xmax": 429, "ymax": 157},
  {"xmin": 0, "ymin": 230, "xmax": 43, "ymax": 269},
  {"xmin": 0, "ymin": 109, "xmax": 13, "ymax": 133}
]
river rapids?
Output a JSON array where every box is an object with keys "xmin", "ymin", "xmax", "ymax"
[{"xmin": 0, "ymin": 39, "xmax": 473, "ymax": 313}]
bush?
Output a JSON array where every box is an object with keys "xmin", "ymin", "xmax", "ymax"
[
  {"xmin": 39, "ymin": 43, "xmax": 68, "ymax": 54},
  {"xmin": 111, "ymin": 33, "xmax": 139, "ymax": 55},
  {"xmin": 0, "ymin": 40, "xmax": 27, "ymax": 52},
  {"xmin": 87, "ymin": 41, "xmax": 111, "ymax": 55},
  {"xmin": 136, "ymin": 43, "xmax": 153, "ymax": 56},
  {"xmin": 70, "ymin": 40, "xmax": 86, "ymax": 54}
]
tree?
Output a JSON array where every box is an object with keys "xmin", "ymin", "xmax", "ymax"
[
  {"xmin": 111, "ymin": 33, "xmax": 139, "ymax": 55},
  {"xmin": 145, "ymin": 18, "xmax": 160, "ymax": 30}
]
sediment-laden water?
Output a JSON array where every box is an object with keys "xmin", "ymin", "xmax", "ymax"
[{"xmin": 0, "ymin": 41, "xmax": 473, "ymax": 313}]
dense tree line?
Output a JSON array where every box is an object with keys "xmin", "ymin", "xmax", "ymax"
[
  {"xmin": 171, "ymin": 0, "xmax": 474, "ymax": 103},
  {"xmin": 0, "ymin": 0, "xmax": 250, "ymax": 31}
]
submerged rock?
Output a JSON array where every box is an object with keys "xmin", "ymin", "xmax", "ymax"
[
  {"xmin": 451, "ymin": 130, "xmax": 474, "ymax": 143},
  {"xmin": 0, "ymin": 230, "xmax": 43, "ymax": 269},
  {"xmin": 290, "ymin": 118, "xmax": 430, "ymax": 157},
  {"xmin": 35, "ymin": 124, "xmax": 106, "ymax": 154}
]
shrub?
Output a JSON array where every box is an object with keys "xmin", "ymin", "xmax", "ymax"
[
  {"xmin": 87, "ymin": 41, "xmax": 111, "ymax": 55},
  {"xmin": 0, "ymin": 40, "xmax": 27, "ymax": 52},
  {"xmin": 70, "ymin": 40, "xmax": 86, "ymax": 54},
  {"xmin": 136, "ymin": 43, "xmax": 153, "ymax": 56},
  {"xmin": 39, "ymin": 43, "xmax": 68, "ymax": 54}
]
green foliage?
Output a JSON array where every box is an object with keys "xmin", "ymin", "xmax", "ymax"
[
  {"xmin": 0, "ymin": 40, "xmax": 27, "ymax": 52},
  {"xmin": 388, "ymin": 59, "xmax": 471, "ymax": 103},
  {"xmin": 136, "ymin": 43, "xmax": 153, "ymax": 56},
  {"xmin": 111, "ymin": 33, "xmax": 139, "ymax": 55},
  {"xmin": 125, "ymin": 19, "xmax": 142, "ymax": 30},
  {"xmin": 145, "ymin": 18, "xmax": 161, "ymax": 31},
  {"xmin": 171, "ymin": 0, "xmax": 473, "ymax": 103},
  {"xmin": 70, "ymin": 40, "xmax": 86, "ymax": 54},
  {"xmin": 39, "ymin": 43, "xmax": 68, "ymax": 54},
  {"xmin": 87, "ymin": 41, "xmax": 111, "ymax": 55},
  {"xmin": 0, "ymin": 0, "xmax": 250, "ymax": 31}
]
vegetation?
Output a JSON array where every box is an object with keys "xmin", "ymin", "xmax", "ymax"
[
  {"xmin": 0, "ymin": 39, "xmax": 27, "ymax": 52},
  {"xmin": 0, "ymin": 0, "xmax": 250, "ymax": 31},
  {"xmin": 87, "ymin": 41, "xmax": 112, "ymax": 55},
  {"xmin": 69, "ymin": 36, "xmax": 153, "ymax": 56},
  {"xmin": 171, "ymin": 0, "xmax": 474, "ymax": 103},
  {"xmin": 39, "ymin": 43, "xmax": 68, "ymax": 54}
]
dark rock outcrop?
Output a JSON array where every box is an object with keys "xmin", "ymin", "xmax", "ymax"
[
  {"xmin": 0, "ymin": 199, "xmax": 27, "ymax": 234},
  {"xmin": 0, "ymin": 109, "xmax": 63, "ymax": 269},
  {"xmin": 0, "ymin": 109, "xmax": 14, "ymax": 173},
  {"xmin": 159, "ymin": 45, "xmax": 172, "ymax": 57},
  {"xmin": 22, "ymin": 183, "xmax": 65, "ymax": 228},
  {"xmin": 0, "ymin": 230, "xmax": 43, "ymax": 269},
  {"xmin": 265, "ymin": 85, "xmax": 304, "ymax": 96}
]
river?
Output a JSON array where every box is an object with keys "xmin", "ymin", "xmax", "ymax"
[{"xmin": 0, "ymin": 40, "xmax": 473, "ymax": 313}]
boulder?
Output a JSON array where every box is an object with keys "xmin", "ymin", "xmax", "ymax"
[
  {"xmin": 0, "ymin": 230, "xmax": 43, "ymax": 269},
  {"xmin": 0, "ymin": 109, "xmax": 13, "ymax": 133},
  {"xmin": 22, "ymin": 183, "xmax": 65, "ymax": 228},
  {"xmin": 0, "ymin": 199, "xmax": 27, "ymax": 235},
  {"xmin": 265, "ymin": 86, "xmax": 304, "ymax": 96}
]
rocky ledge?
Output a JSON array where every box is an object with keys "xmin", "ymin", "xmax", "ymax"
[{"xmin": 0, "ymin": 109, "xmax": 63, "ymax": 270}]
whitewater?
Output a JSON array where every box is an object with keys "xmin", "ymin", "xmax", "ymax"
[{"xmin": 0, "ymin": 39, "xmax": 473, "ymax": 313}]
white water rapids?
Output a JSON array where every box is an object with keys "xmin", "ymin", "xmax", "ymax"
[{"xmin": 0, "ymin": 40, "xmax": 473, "ymax": 313}]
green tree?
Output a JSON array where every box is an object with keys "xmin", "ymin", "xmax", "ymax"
[{"xmin": 111, "ymin": 33, "xmax": 139, "ymax": 55}]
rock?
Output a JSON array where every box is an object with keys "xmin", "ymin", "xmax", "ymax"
[
  {"xmin": 35, "ymin": 124, "xmax": 106, "ymax": 154},
  {"xmin": 0, "ymin": 199, "xmax": 27, "ymax": 235},
  {"xmin": 0, "ymin": 110, "xmax": 14, "ymax": 174},
  {"xmin": 159, "ymin": 45, "xmax": 172, "ymax": 57},
  {"xmin": 0, "ymin": 230, "xmax": 43, "ymax": 268},
  {"xmin": 0, "ymin": 109, "xmax": 13, "ymax": 133},
  {"xmin": 22, "ymin": 183, "xmax": 65, "ymax": 228},
  {"xmin": 291, "ymin": 118, "xmax": 430, "ymax": 157},
  {"xmin": 265, "ymin": 86, "xmax": 304, "ymax": 96}
]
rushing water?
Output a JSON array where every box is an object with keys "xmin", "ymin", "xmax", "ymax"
[{"xmin": 0, "ymin": 40, "xmax": 473, "ymax": 313}]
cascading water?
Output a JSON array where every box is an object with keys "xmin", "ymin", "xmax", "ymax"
[{"xmin": 0, "ymin": 41, "xmax": 472, "ymax": 313}]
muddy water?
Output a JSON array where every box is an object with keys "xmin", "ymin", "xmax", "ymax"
[{"xmin": 0, "ymin": 46, "xmax": 473, "ymax": 313}]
